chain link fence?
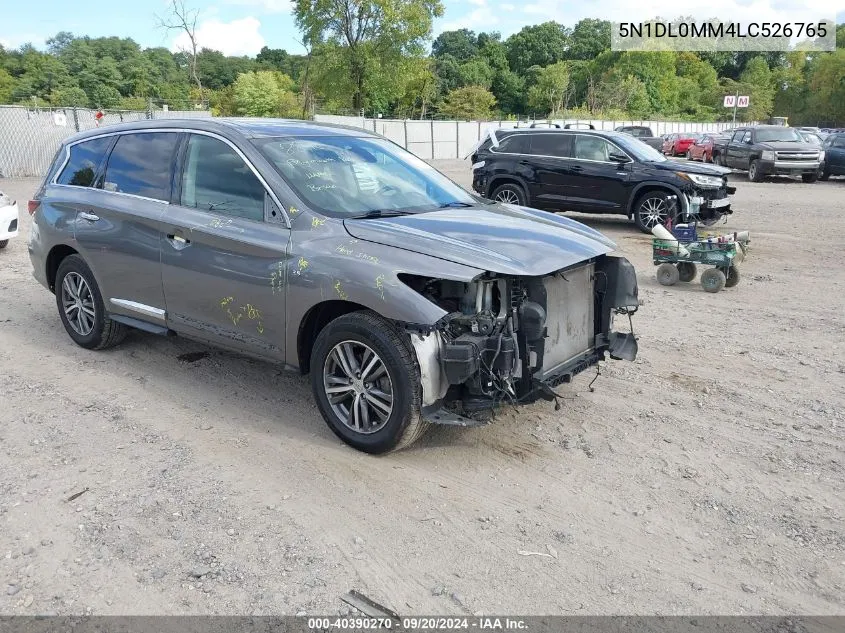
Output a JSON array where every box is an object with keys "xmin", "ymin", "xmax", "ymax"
[{"xmin": 0, "ymin": 105, "xmax": 212, "ymax": 178}]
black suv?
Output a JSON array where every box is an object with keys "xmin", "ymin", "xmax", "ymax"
[{"xmin": 471, "ymin": 129, "xmax": 735, "ymax": 232}]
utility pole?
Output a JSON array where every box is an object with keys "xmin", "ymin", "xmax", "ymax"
[{"xmin": 732, "ymin": 90, "xmax": 738, "ymax": 126}]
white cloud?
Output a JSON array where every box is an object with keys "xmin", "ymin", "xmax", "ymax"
[
  {"xmin": 439, "ymin": 7, "xmax": 500, "ymax": 32},
  {"xmin": 467, "ymin": 0, "xmax": 486, "ymax": 6},
  {"xmin": 223, "ymin": 0, "xmax": 293, "ymax": 12},
  {"xmin": 170, "ymin": 17, "xmax": 266, "ymax": 57}
]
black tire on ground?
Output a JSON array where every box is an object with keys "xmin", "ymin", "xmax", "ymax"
[
  {"xmin": 657, "ymin": 263, "xmax": 680, "ymax": 286},
  {"xmin": 724, "ymin": 264, "xmax": 741, "ymax": 288},
  {"xmin": 55, "ymin": 254, "xmax": 128, "ymax": 350},
  {"xmin": 686, "ymin": 150, "xmax": 693, "ymax": 160},
  {"xmin": 490, "ymin": 182, "xmax": 527, "ymax": 206},
  {"xmin": 633, "ymin": 190, "xmax": 677, "ymax": 234},
  {"xmin": 677, "ymin": 262, "xmax": 697, "ymax": 282},
  {"xmin": 802, "ymin": 172, "xmax": 819, "ymax": 183},
  {"xmin": 700, "ymin": 268, "xmax": 726, "ymax": 293},
  {"xmin": 310, "ymin": 311, "xmax": 429, "ymax": 454},
  {"xmin": 748, "ymin": 159, "xmax": 765, "ymax": 182},
  {"xmin": 713, "ymin": 152, "xmax": 724, "ymax": 166},
  {"xmin": 819, "ymin": 167, "xmax": 830, "ymax": 181},
  {"xmin": 0, "ymin": 239, "xmax": 8, "ymax": 249}
]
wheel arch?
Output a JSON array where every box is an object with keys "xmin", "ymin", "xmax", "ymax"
[
  {"xmin": 297, "ymin": 300, "xmax": 370, "ymax": 374},
  {"xmin": 46, "ymin": 244, "xmax": 80, "ymax": 292},
  {"xmin": 486, "ymin": 175, "xmax": 530, "ymax": 200}
]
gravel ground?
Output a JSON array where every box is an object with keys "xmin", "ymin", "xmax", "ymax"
[{"xmin": 0, "ymin": 164, "xmax": 843, "ymax": 616}]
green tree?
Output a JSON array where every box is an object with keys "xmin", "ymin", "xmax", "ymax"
[
  {"xmin": 50, "ymin": 86, "xmax": 88, "ymax": 106},
  {"xmin": 0, "ymin": 68, "xmax": 15, "ymax": 103},
  {"xmin": 438, "ymin": 85, "xmax": 495, "ymax": 119},
  {"xmin": 397, "ymin": 58, "xmax": 437, "ymax": 118},
  {"xmin": 568, "ymin": 19, "xmax": 610, "ymax": 61},
  {"xmin": 458, "ymin": 58, "xmax": 494, "ymax": 89},
  {"xmin": 432, "ymin": 29, "xmax": 477, "ymax": 62},
  {"xmin": 505, "ymin": 22, "xmax": 569, "ymax": 75},
  {"xmin": 738, "ymin": 56, "xmax": 774, "ymax": 121},
  {"xmin": 527, "ymin": 61, "xmax": 569, "ymax": 116},
  {"xmin": 294, "ymin": 0, "xmax": 444, "ymax": 111},
  {"xmin": 491, "ymin": 69, "xmax": 524, "ymax": 115},
  {"xmin": 807, "ymin": 49, "xmax": 845, "ymax": 123},
  {"xmin": 232, "ymin": 70, "xmax": 298, "ymax": 117}
]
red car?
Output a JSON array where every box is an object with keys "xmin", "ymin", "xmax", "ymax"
[
  {"xmin": 662, "ymin": 133, "xmax": 701, "ymax": 156},
  {"xmin": 687, "ymin": 134, "xmax": 717, "ymax": 162}
]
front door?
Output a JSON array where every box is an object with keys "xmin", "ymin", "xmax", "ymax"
[{"xmin": 161, "ymin": 133, "xmax": 291, "ymax": 361}]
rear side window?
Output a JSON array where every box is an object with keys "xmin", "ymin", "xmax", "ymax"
[
  {"xmin": 103, "ymin": 133, "xmax": 179, "ymax": 202},
  {"xmin": 57, "ymin": 137, "xmax": 113, "ymax": 188},
  {"xmin": 833, "ymin": 136, "xmax": 845, "ymax": 148},
  {"xmin": 180, "ymin": 134, "xmax": 265, "ymax": 222},
  {"xmin": 529, "ymin": 133, "xmax": 573, "ymax": 157},
  {"xmin": 495, "ymin": 134, "xmax": 530, "ymax": 154}
]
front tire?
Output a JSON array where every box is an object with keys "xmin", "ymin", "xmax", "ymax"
[
  {"xmin": 802, "ymin": 172, "xmax": 819, "ymax": 183},
  {"xmin": 686, "ymin": 150, "xmax": 693, "ymax": 160},
  {"xmin": 819, "ymin": 166, "xmax": 830, "ymax": 181},
  {"xmin": 700, "ymin": 268, "xmax": 726, "ymax": 293},
  {"xmin": 310, "ymin": 311, "xmax": 428, "ymax": 454},
  {"xmin": 677, "ymin": 262, "xmax": 697, "ymax": 282},
  {"xmin": 490, "ymin": 182, "xmax": 526, "ymax": 206},
  {"xmin": 0, "ymin": 239, "xmax": 8, "ymax": 249},
  {"xmin": 749, "ymin": 160, "xmax": 764, "ymax": 182},
  {"xmin": 657, "ymin": 263, "xmax": 680, "ymax": 286},
  {"xmin": 634, "ymin": 191, "xmax": 677, "ymax": 233}
]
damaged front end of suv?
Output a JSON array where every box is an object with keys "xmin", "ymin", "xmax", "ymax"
[{"xmin": 403, "ymin": 255, "xmax": 639, "ymax": 426}]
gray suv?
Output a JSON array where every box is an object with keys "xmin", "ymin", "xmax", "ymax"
[{"xmin": 28, "ymin": 119, "xmax": 639, "ymax": 453}]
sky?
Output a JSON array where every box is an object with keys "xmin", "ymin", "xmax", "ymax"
[{"xmin": 1, "ymin": 0, "xmax": 844, "ymax": 57}]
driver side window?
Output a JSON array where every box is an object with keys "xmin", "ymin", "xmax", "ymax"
[{"xmin": 181, "ymin": 135, "xmax": 266, "ymax": 222}]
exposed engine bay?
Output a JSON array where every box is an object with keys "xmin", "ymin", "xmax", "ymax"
[{"xmin": 402, "ymin": 255, "xmax": 640, "ymax": 423}]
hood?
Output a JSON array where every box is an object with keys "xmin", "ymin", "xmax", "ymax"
[
  {"xmin": 653, "ymin": 160, "xmax": 731, "ymax": 177},
  {"xmin": 757, "ymin": 141, "xmax": 818, "ymax": 151},
  {"xmin": 343, "ymin": 204, "xmax": 616, "ymax": 277}
]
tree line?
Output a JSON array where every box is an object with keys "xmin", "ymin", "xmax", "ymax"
[{"xmin": 0, "ymin": 4, "xmax": 843, "ymax": 125}]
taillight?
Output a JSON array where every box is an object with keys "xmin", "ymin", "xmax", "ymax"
[{"xmin": 28, "ymin": 200, "xmax": 40, "ymax": 215}]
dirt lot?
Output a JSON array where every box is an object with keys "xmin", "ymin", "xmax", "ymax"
[{"xmin": 0, "ymin": 165, "xmax": 843, "ymax": 617}]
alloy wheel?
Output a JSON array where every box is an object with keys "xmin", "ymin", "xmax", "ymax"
[
  {"xmin": 323, "ymin": 340, "xmax": 394, "ymax": 434},
  {"xmin": 639, "ymin": 197, "xmax": 669, "ymax": 230},
  {"xmin": 494, "ymin": 189, "xmax": 520, "ymax": 204},
  {"xmin": 61, "ymin": 272, "xmax": 96, "ymax": 336}
]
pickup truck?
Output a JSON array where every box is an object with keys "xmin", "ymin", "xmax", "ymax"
[
  {"xmin": 614, "ymin": 126, "xmax": 664, "ymax": 152},
  {"xmin": 716, "ymin": 125, "xmax": 823, "ymax": 183}
]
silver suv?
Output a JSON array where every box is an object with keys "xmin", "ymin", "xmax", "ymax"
[{"xmin": 28, "ymin": 119, "xmax": 639, "ymax": 453}]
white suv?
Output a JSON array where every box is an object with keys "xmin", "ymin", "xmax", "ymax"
[{"xmin": 0, "ymin": 189, "xmax": 19, "ymax": 249}]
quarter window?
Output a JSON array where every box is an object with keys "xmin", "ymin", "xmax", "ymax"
[
  {"xmin": 180, "ymin": 135, "xmax": 265, "ymax": 222},
  {"xmin": 529, "ymin": 133, "xmax": 573, "ymax": 157},
  {"xmin": 495, "ymin": 134, "xmax": 530, "ymax": 154},
  {"xmin": 103, "ymin": 133, "xmax": 179, "ymax": 202},
  {"xmin": 57, "ymin": 137, "xmax": 113, "ymax": 188}
]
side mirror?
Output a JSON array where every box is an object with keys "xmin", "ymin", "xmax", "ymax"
[
  {"xmin": 608, "ymin": 152, "xmax": 631, "ymax": 163},
  {"xmin": 745, "ymin": 138, "xmax": 753, "ymax": 144}
]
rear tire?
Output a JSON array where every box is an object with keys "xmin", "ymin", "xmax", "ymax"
[
  {"xmin": 490, "ymin": 182, "xmax": 526, "ymax": 206},
  {"xmin": 310, "ymin": 311, "xmax": 428, "ymax": 454},
  {"xmin": 801, "ymin": 172, "xmax": 818, "ymax": 183},
  {"xmin": 657, "ymin": 263, "xmax": 680, "ymax": 286},
  {"xmin": 55, "ymin": 254, "xmax": 127, "ymax": 350},
  {"xmin": 700, "ymin": 268, "xmax": 726, "ymax": 293},
  {"xmin": 0, "ymin": 240, "xmax": 8, "ymax": 249},
  {"xmin": 686, "ymin": 150, "xmax": 692, "ymax": 160}
]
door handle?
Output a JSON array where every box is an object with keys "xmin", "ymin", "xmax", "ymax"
[
  {"xmin": 79, "ymin": 211, "xmax": 99, "ymax": 222},
  {"xmin": 570, "ymin": 165, "xmax": 584, "ymax": 172},
  {"xmin": 167, "ymin": 234, "xmax": 191, "ymax": 249}
]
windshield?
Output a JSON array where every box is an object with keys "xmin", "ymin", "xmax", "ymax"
[
  {"xmin": 613, "ymin": 134, "xmax": 667, "ymax": 162},
  {"xmin": 756, "ymin": 128, "xmax": 803, "ymax": 143},
  {"xmin": 624, "ymin": 127, "xmax": 652, "ymax": 138},
  {"xmin": 254, "ymin": 135, "xmax": 479, "ymax": 217}
]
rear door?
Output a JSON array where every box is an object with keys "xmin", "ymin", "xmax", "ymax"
[
  {"xmin": 72, "ymin": 131, "xmax": 179, "ymax": 324},
  {"xmin": 160, "ymin": 133, "xmax": 291, "ymax": 361},
  {"xmin": 523, "ymin": 133, "xmax": 574, "ymax": 210},
  {"xmin": 564, "ymin": 135, "xmax": 630, "ymax": 212}
]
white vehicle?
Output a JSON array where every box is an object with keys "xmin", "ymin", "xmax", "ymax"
[{"xmin": 0, "ymin": 190, "xmax": 19, "ymax": 249}]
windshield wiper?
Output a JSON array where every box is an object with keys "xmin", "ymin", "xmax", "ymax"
[
  {"xmin": 438, "ymin": 201, "xmax": 475, "ymax": 209},
  {"xmin": 350, "ymin": 209, "xmax": 416, "ymax": 219}
]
